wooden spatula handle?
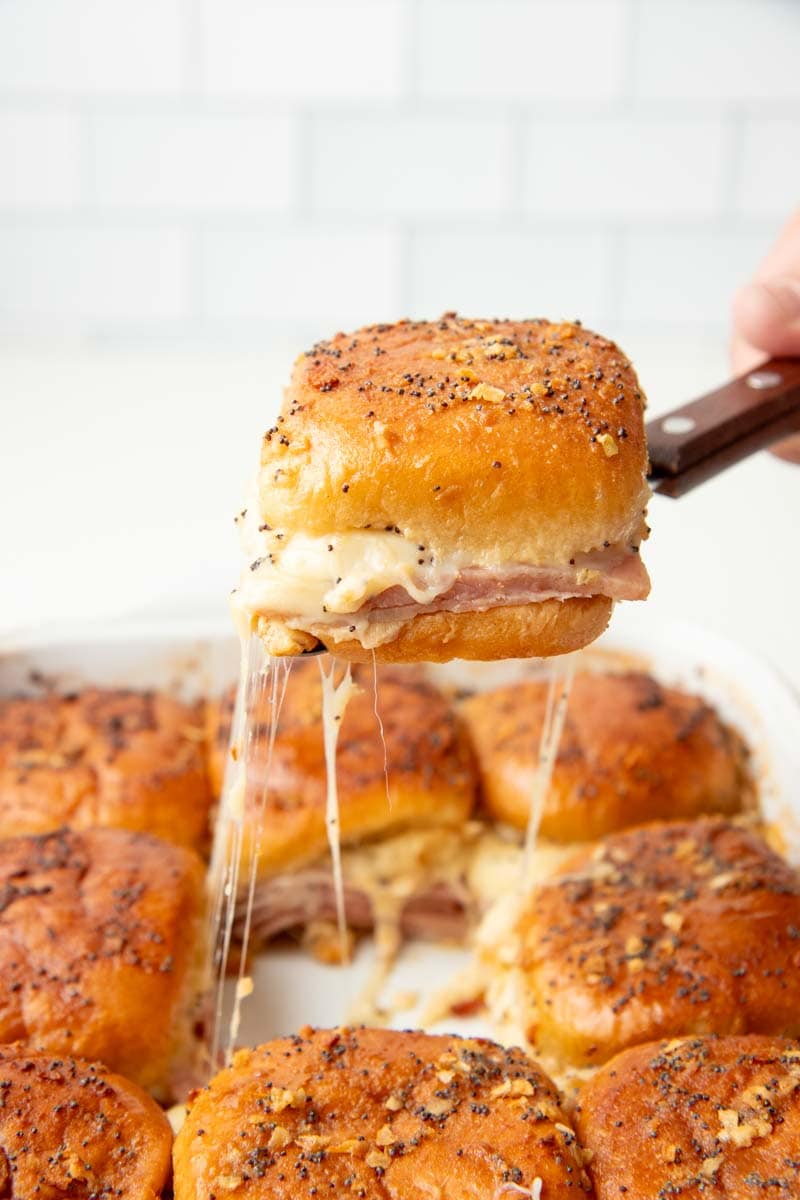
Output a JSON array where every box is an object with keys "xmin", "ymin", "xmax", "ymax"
[{"xmin": 647, "ymin": 358, "xmax": 800, "ymax": 495}]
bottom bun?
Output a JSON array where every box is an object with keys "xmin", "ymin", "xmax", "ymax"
[{"xmin": 323, "ymin": 595, "xmax": 613, "ymax": 663}]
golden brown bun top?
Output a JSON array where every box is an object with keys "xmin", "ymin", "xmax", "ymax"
[
  {"xmin": 174, "ymin": 1026, "xmax": 592, "ymax": 1198},
  {"xmin": 577, "ymin": 1035, "xmax": 800, "ymax": 1198},
  {"xmin": 209, "ymin": 660, "xmax": 476, "ymax": 872},
  {"xmin": 463, "ymin": 671, "xmax": 752, "ymax": 840},
  {"xmin": 0, "ymin": 687, "xmax": 213, "ymax": 854},
  {"xmin": 260, "ymin": 315, "xmax": 650, "ymax": 563},
  {"xmin": 0, "ymin": 1045, "xmax": 172, "ymax": 1198},
  {"xmin": 511, "ymin": 818, "xmax": 800, "ymax": 1067},
  {"xmin": 0, "ymin": 827, "xmax": 205, "ymax": 1101}
]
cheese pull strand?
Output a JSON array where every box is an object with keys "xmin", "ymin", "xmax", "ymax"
[
  {"xmin": 319, "ymin": 658, "xmax": 358, "ymax": 963},
  {"xmin": 521, "ymin": 657, "xmax": 575, "ymax": 890},
  {"xmin": 205, "ymin": 632, "xmax": 252, "ymax": 1073},
  {"xmin": 228, "ymin": 651, "xmax": 291, "ymax": 1056},
  {"xmin": 206, "ymin": 635, "xmax": 293, "ymax": 1072}
]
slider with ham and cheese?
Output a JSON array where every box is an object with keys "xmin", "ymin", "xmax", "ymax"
[
  {"xmin": 206, "ymin": 659, "xmax": 479, "ymax": 960},
  {"xmin": 234, "ymin": 315, "xmax": 650, "ymax": 662}
]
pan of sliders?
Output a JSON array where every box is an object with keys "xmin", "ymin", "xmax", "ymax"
[{"xmin": 1, "ymin": 607, "xmax": 799, "ymax": 1198}]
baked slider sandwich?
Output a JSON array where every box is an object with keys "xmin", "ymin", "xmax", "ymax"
[
  {"xmin": 481, "ymin": 817, "xmax": 800, "ymax": 1071},
  {"xmin": 207, "ymin": 660, "xmax": 478, "ymax": 957},
  {"xmin": 0, "ymin": 827, "xmax": 206, "ymax": 1102},
  {"xmin": 173, "ymin": 1026, "xmax": 593, "ymax": 1198},
  {"xmin": 577, "ymin": 1035, "xmax": 800, "ymax": 1198},
  {"xmin": 0, "ymin": 687, "xmax": 213, "ymax": 855},
  {"xmin": 462, "ymin": 671, "xmax": 752, "ymax": 842},
  {"xmin": 235, "ymin": 314, "xmax": 650, "ymax": 662},
  {"xmin": 0, "ymin": 1045, "xmax": 172, "ymax": 1199}
]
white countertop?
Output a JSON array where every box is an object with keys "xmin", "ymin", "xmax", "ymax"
[{"xmin": 2, "ymin": 333, "xmax": 799, "ymax": 687}]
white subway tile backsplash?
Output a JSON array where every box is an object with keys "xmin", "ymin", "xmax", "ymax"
[
  {"xmin": 0, "ymin": 112, "xmax": 81, "ymax": 209},
  {"xmin": 635, "ymin": 0, "xmax": 800, "ymax": 101},
  {"xmin": 0, "ymin": 0, "xmax": 185, "ymax": 95},
  {"xmin": 92, "ymin": 114, "xmax": 295, "ymax": 212},
  {"xmin": 0, "ymin": 0, "xmax": 796, "ymax": 346},
  {"xmin": 310, "ymin": 114, "xmax": 512, "ymax": 216},
  {"xmin": 416, "ymin": 0, "xmax": 626, "ymax": 100},
  {"xmin": 0, "ymin": 227, "xmax": 189, "ymax": 323},
  {"xmin": 199, "ymin": 228, "xmax": 401, "ymax": 327},
  {"xmin": 523, "ymin": 115, "xmax": 726, "ymax": 218},
  {"xmin": 408, "ymin": 229, "xmax": 612, "ymax": 327},
  {"xmin": 620, "ymin": 229, "xmax": 768, "ymax": 325},
  {"xmin": 200, "ymin": 0, "xmax": 405, "ymax": 99},
  {"xmin": 735, "ymin": 118, "xmax": 800, "ymax": 218}
]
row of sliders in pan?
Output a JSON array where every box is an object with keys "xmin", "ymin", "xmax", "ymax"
[
  {"xmin": 2, "ymin": 624, "xmax": 798, "ymax": 1191},
  {"xmin": 5, "ymin": 1026, "xmax": 800, "ymax": 1197},
  {"xmin": 2, "ymin": 314, "xmax": 800, "ymax": 1197}
]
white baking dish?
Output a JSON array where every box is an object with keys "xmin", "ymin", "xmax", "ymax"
[{"xmin": 2, "ymin": 608, "xmax": 799, "ymax": 1050}]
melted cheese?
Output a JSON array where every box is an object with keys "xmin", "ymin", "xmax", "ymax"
[
  {"xmin": 206, "ymin": 637, "xmax": 293, "ymax": 1069},
  {"xmin": 235, "ymin": 495, "xmax": 460, "ymax": 630},
  {"xmin": 521, "ymin": 657, "xmax": 575, "ymax": 888},
  {"xmin": 319, "ymin": 659, "xmax": 358, "ymax": 963}
]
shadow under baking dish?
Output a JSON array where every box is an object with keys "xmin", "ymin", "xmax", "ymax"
[{"xmin": 2, "ymin": 607, "xmax": 799, "ymax": 1051}]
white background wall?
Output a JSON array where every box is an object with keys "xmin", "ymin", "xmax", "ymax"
[
  {"xmin": 2, "ymin": 0, "xmax": 799, "ymax": 346},
  {"xmin": 1, "ymin": 0, "xmax": 800, "ymax": 684}
]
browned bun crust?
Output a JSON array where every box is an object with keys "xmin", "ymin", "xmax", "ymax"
[
  {"xmin": 463, "ymin": 671, "xmax": 752, "ymax": 839},
  {"xmin": 577, "ymin": 1035, "xmax": 800, "ymax": 1197},
  {"xmin": 260, "ymin": 315, "xmax": 649, "ymax": 565},
  {"xmin": 0, "ymin": 688, "xmax": 213, "ymax": 855},
  {"xmin": 173, "ymin": 1026, "xmax": 592, "ymax": 1198},
  {"xmin": 497, "ymin": 818, "xmax": 800, "ymax": 1068},
  {"xmin": 210, "ymin": 660, "xmax": 476, "ymax": 873},
  {"xmin": 320, "ymin": 595, "xmax": 613, "ymax": 663},
  {"xmin": 0, "ymin": 827, "xmax": 206, "ymax": 1102},
  {"xmin": 0, "ymin": 1045, "xmax": 172, "ymax": 1198}
]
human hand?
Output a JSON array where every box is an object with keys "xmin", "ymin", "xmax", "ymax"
[{"xmin": 731, "ymin": 208, "xmax": 800, "ymax": 463}]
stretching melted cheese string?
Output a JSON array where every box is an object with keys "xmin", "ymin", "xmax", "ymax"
[
  {"xmin": 319, "ymin": 658, "xmax": 358, "ymax": 963},
  {"xmin": 205, "ymin": 633, "xmax": 253, "ymax": 1072},
  {"xmin": 521, "ymin": 657, "xmax": 575, "ymax": 889},
  {"xmin": 206, "ymin": 635, "xmax": 292, "ymax": 1069},
  {"xmin": 371, "ymin": 649, "xmax": 392, "ymax": 811},
  {"xmin": 228, "ymin": 653, "xmax": 291, "ymax": 1052}
]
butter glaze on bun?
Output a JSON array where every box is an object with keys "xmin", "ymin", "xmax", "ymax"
[
  {"xmin": 0, "ymin": 827, "xmax": 206, "ymax": 1102},
  {"xmin": 173, "ymin": 1026, "xmax": 593, "ymax": 1198},
  {"xmin": 487, "ymin": 818, "xmax": 800, "ymax": 1069},
  {"xmin": 236, "ymin": 315, "xmax": 650, "ymax": 662},
  {"xmin": 577, "ymin": 1035, "xmax": 800, "ymax": 1198},
  {"xmin": 463, "ymin": 671, "xmax": 752, "ymax": 840},
  {"xmin": 0, "ymin": 687, "xmax": 213, "ymax": 854},
  {"xmin": 207, "ymin": 660, "xmax": 476, "ymax": 873},
  {"xmin": 0, "ymin": 1046, "xmax": 172, "ymax": 1198}
]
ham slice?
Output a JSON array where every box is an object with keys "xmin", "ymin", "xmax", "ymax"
[
  {"xmin": 313, "ymin": 549, "xmax": 649, "ymax": 634},
  {"xmin": 237, "ymin": 870, "xmax": 471, "ymax": 948}
]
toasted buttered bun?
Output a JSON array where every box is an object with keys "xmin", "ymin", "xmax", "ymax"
[
  {"xmin": 0, "ymin": 687, "xmax": 213, "ymax": 855},
  {"xmin": 488, "ymin": 818, "xmax": 800, "ymax": 1069},
  {"xmin": 0, "ymin": 1046, "xmax": 172, "ymax": 1198},
  {"xmin": 262, "ymin": 316, "xmax": 649, "ymax": 563},
  {"xmin": 577, "ymin": 1035, "xmax": 800, "ymax": 1197},
  {"xmin": 208, "ymin": 660, "xmax": 476, "ymax": 873},
  {"xmin": 463, "ymin": 671, "xmax": 752, "ymax": 840},
  {"xmin": 320, "ymin": 595, "xmax": 613, "ymax": 663},
  {"xmin": 241, "ymin": 314, "xmax": 650, "ymax": 663},
  {"xmin": 0, "ymin": 827, "xmax": 205, "ymax": 1102},
  {"xmin": 173, "ymin": 1026, "xmax": 592, "ymax": 1198}
]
